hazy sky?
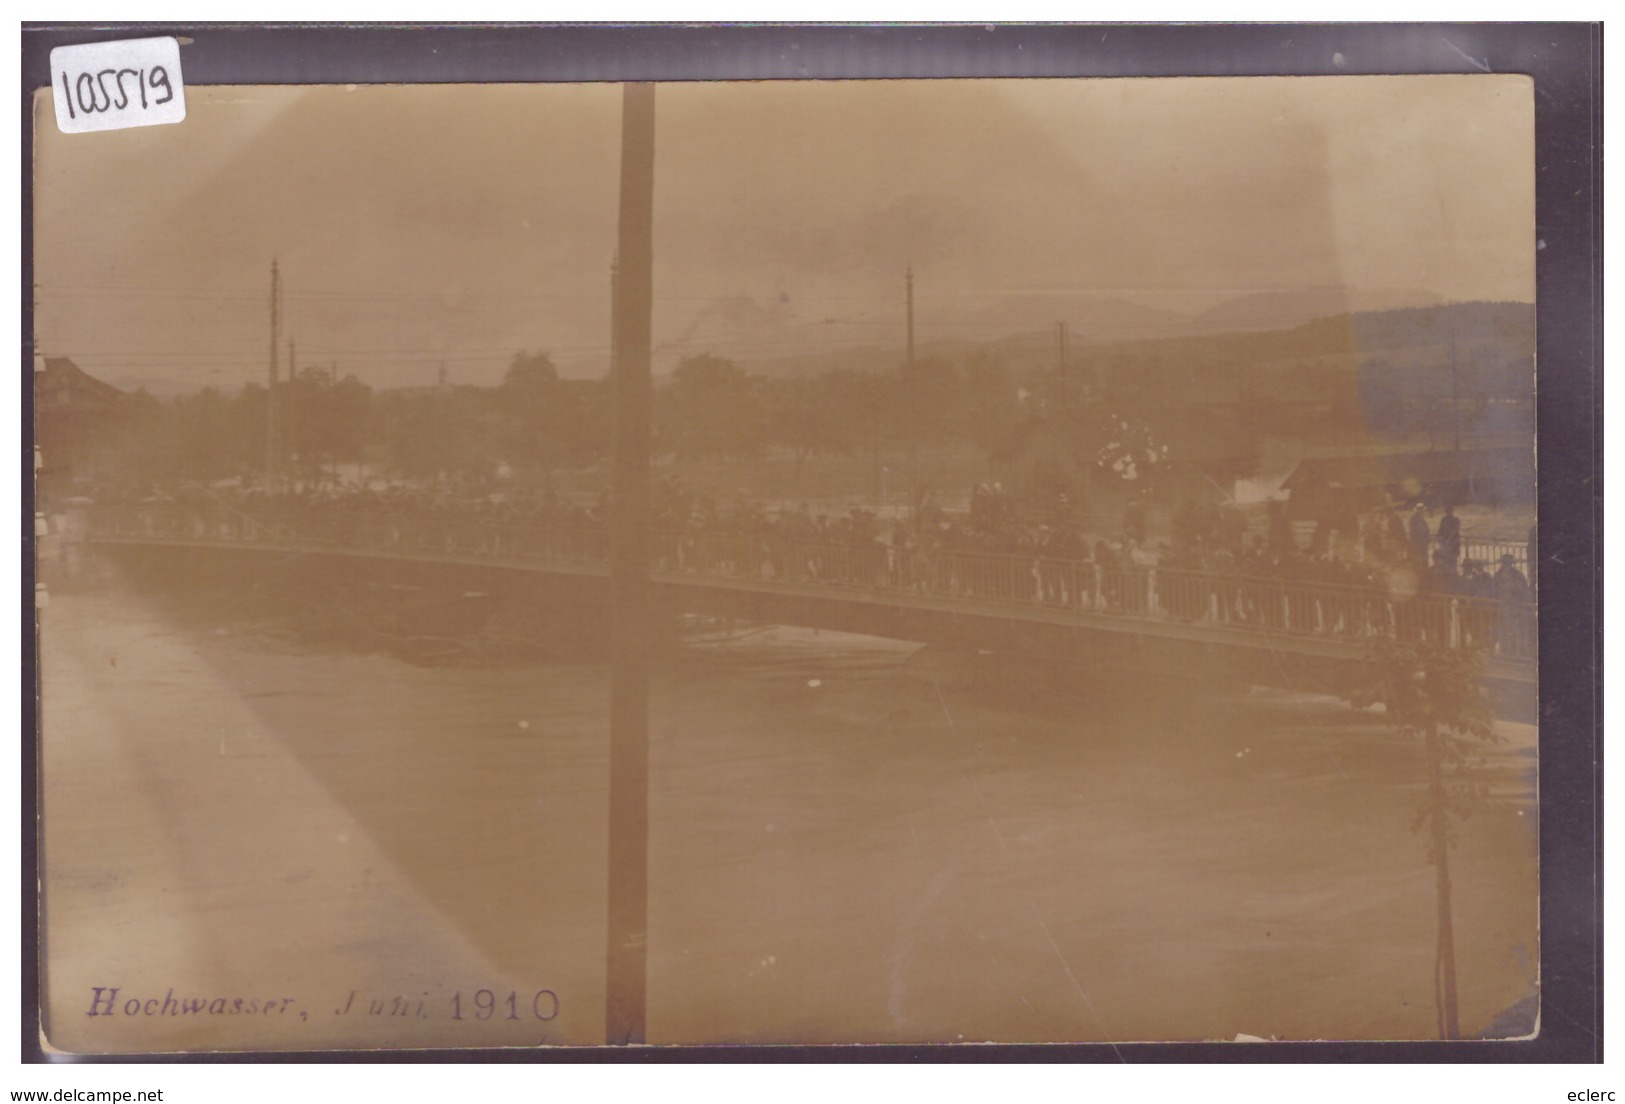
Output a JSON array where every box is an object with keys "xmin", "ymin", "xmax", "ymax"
[{"xmin": 33, "ymin": 75, "xmax": 1534, "ymax": 389}]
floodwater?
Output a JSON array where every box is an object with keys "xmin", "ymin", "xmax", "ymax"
[{"xmin": 38, "ymin": 582, "xmax": 1539, "ymax": 1052}]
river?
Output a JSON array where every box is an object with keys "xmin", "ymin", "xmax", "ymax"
[{"xmin": 38, "ymin": 578, "xmax": 1538, "ymax": 1052}]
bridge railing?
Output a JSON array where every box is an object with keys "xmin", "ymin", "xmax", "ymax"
[
  {"xmin": 651, "ymin": 530, "xmax": 1532, "ymax": 660},
  {"xmin": 84, "ymin": 507, "xmax": 1534, "ymax": 663},
  {"xmin": 1460, "ymin": 538, "xmax": 1531, "ymax": 573}
]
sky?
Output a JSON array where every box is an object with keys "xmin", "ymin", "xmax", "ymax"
[{"xmin": 32, "ymin": 75, "xmax": 1534, "ymax": 390}]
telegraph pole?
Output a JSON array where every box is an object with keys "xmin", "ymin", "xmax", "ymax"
[
  {"xmin": 606, "ymin": 81, "xmax": 655, "ymax": 1047},
  {"xmin": 906, "ymin": 263, "xmax": 915, "ymax": 369},
  {"xmin": 1426, "ymin": 719, "xmax": 1461, "ymax": 1038},
  {"xmin": 1056, "ymin": 321, "xmax": 1070, "ymax": 408},
  {"xmin": 905, "ymin": 264, "xmax": 917, "ymax": 509},
  {"xmin": 287, "ymin": 338, "xmax": 297, "ymax": 485},
  {"xmin": 266, "ymin": 259, "xmax": 281, "ymax": 490},
  {"xmin": 1449, "ymin": 327, "xmax": 1460, "ymax": 452},
  {"xmin": 871, "ymin": 376, "xmax": 881, "ymax": 501},
  {"xmin": 609, "ymin": 252, "xmax": 620, "ymax": 377}
]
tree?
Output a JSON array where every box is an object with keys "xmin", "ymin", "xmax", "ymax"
[
  {"xmin": 1089, "ymin": 410, "xmax": 1169, "ymax": 488},
  {"xmin": 658, "ymin": 354, "xmax": 766, "ymax": 462},
  {"xmin": 170, "ymin": 387, "xmax": 242, "ymax": 482},
  {"xmin": 958, "ymin": 354, "xmax": 1025, "ymax": 449},
  {"xmin": 287, "ymin": 365, "xmax": 372, "ymax": 480},
  {"xmin": 766, "ymin": 373, "xmax": 859, "ymax": 481},
  {"xmin": 501, "ymin": 350, "xmax": 570, "ymax": 476},
  {"xmin": 371, "ymin": 384, "xmax": 501, "ymax": 482},
  {"xmin": 1351, "ymin": 638, "xmax": 1500, "ymax": 1039},
  {"xmin": 109, "ymin": 388, "xmax": 171, "ymax": 490},
  {"xmin": 503, "ymin": 349, "xmax": 559, "ymax": 393},
  {"xmin": 899, "ymin": 355, "xmax": 962, "ymax": 443}
]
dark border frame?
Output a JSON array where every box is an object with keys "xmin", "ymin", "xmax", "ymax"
[{"xmin": 19, "ymin": 21, "xmax": 1603, "ymax": 1065}]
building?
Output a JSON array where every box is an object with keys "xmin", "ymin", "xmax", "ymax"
[
  {"xmin": 35, "ymin": 356, "xmax": 126, "ymax": 498},
  {"xmin": 1280, "ymin": 446, "xmax": 1537, "ymax": 519}
]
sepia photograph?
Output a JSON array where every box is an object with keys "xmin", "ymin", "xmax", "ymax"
[{"xmin": 32, "ymin": 67, "xmax": 1542, "ymax": 1053}]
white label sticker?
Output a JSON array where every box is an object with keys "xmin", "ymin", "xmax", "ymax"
[{"xmin": 50, "ymin": 37, "xmax": 186, "ymax": 134}]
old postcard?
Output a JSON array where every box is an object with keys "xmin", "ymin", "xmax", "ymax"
[{"xmin": 34, "ymin": 74, "xmax": 1537, "ymax": 1051}]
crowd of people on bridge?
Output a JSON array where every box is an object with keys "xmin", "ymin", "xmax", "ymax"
[
  {"xmin": 70, "ymin": 471, "xmax": 1534, "ymax": 659},
  {"xmin": 1165, "ymin": 497, "xmax": 1533, "ymax": 607}
]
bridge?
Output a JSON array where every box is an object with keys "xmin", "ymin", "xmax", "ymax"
[{"xmin": 79, "ymin": 507, "xmax": 1536, "ymax": 714}]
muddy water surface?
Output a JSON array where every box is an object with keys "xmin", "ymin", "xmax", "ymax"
[{"xmin": 39, "ymin": 588, "xmax": 1538, "ymax": 1051}]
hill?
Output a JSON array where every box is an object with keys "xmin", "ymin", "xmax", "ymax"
[{"xmin": 728, "ymin": 298, "xmax": 1534, "ymax": 385}]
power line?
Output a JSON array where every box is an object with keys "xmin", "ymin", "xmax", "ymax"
[{"xmin": 35, "ymin": 282, "xmax": 920, "ymax": 306}]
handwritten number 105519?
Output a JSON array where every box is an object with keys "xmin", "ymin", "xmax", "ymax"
[
  {"xmin": 450, "ymin": 989, "xmax": 559, "ymax": 1022},
  {"xmin": 59, "ymin": 67, "xmax": 174, "ymax": 120}
]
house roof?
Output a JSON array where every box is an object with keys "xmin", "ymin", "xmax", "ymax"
[{"xmin": 36, "ymin": 357, "xmax": 124, "ymax": 409}]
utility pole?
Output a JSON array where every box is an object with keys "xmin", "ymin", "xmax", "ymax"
[
  {"xmin": 286, "ymin": 338, "xmax": 298, "ymax": 486},
  {"xmin": 1426, "ymin": 719, "xmax": 1461, "ymax": 1038},
  {"xmin": 870, "ymin": 375, "xmax": 881, "ymax": 501},
  {"xmin": 434, "ymin": 360, "xmax": 448, "ymax": 486},
  {"xmin": 905, "ymin": 263, "xmax": 916, "ymax": 511},
  {"xmin": 266, "ymin": 259, "xmax": 281, "ymax": 490},
  {"xmin": 609, "ymin": 252, "xmax": 620, "ymax": 377},
  {"xmin": 906, "ymin": 263, "xmax": 915, "ymax": 369},
  {"xmin": 606, "ymin": 81, "xmax": 655, "ymax": 1048},
  {"xmin": 1449, "ymin": 326, "xmax": 1460, "ymax": 452},
  {"xmin": 1056, "ymin": 321, "xmax": 1070, "ymax": 409}
]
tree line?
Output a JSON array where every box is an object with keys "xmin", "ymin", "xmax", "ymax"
[{"xmin": 93, "ymin": 345, "xmax": 1336, "ymax": 492}]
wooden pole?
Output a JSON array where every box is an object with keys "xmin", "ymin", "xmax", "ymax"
[
  {"xmin": 905, "ymin": 264, "xmax": 917, "ymax": 509},
  {"xmin": 610, "ymin": 252, "xmax": 620, "ymax": 383},
  {"xmin": 1056, "ymin": 321, "xmax": 1069, "ymax": 408},
  {"xmin": 1426, "ymin": 720, "xmax": 1461, "ymax": 1038},
  {"xmin": 1449, "ymin": 327, "xmax": 1461, "ymax": 453},
  {"xmin": 906, "ymin": 263, "xmax": 915, "ymax": 367},
  {"xmin": 266, "ymin": 259, "xmax": 280, "ymax": 489},
  {"xmin": 606, "ymin": 81, "xmax": 655, "ymax": 1047},
  {"xmin": 287, "ymin": 338, "xmax": 297, "ymax": 484}
]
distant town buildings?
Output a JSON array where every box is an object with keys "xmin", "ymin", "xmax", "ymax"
[
  {"xmin": 1281, "ymin": 446, "xmax": 1537, "ymax": 517},
  {"xmin": 34, "ymin": 357, "xmax": 125, "ymax": 497}
]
